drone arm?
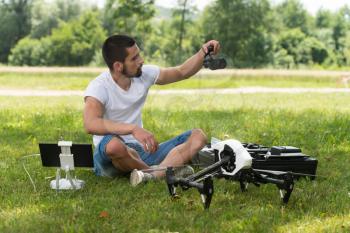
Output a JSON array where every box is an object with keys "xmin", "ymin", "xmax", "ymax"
[
  {"xmin": 186, "ymin": 155, "xmax": 231, "ymax": 181},
  {"xmin": 256, "ymin": 173, "xmax": 285, "ymax": 186}
]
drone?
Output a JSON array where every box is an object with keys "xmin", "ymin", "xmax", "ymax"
[{"xmin": 165, "ymin": 139, "xmax": 318, "ymax": 209}]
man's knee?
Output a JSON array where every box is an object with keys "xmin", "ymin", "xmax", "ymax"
[
  {"xmin": 105, "ymin": 138, "xmax": 129, "ymax": 160},
  {"xmin": 190, "ymin": 128, "xmax": 207, "ymax": 150}
]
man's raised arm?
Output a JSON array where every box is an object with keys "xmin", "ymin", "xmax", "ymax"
[{"xmin": 155, "ymin": 40, "xmax": 220, "ymax": 85}]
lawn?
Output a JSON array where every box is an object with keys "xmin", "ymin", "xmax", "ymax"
[
  {"xmin": 1, "ymin": 90, "xmax": 350, "ymax": 232},
  {"xmin": 0, "ymin": 69, "xmax": 347, "ymax": 90}
]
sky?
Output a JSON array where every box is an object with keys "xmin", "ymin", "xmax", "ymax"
[{"xmin": 154, "ymin": 0, "xmax": 350, "ymax": 15}]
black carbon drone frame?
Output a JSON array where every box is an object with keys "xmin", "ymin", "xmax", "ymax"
[{"xmin": 166, "ymin": 142, "xmax": 300, "ymax": 209}]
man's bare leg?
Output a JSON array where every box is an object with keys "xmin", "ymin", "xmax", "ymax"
[
  {"xmin": 129, "ymin": 129, "xmax": 207, "ymax": 186},
  {"xmin": 153, "ymin": 129, "xmax": 207, "ymax": 177},
  {"xmin": 105, "ymin": 137, "xmax": 150, "ymax": 172}
]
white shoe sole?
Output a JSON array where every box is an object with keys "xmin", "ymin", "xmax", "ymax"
[{"xmin": 130, "ymin": 170, "xmax": 143, "ymax": 187}]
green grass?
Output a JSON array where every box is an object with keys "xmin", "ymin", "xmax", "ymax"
[
  {"xmin": 0, "ymin": 72, "xmax": 98, "ymax": 90},
  {"xmin": 0, "ymin": 71, "xmax": 345, "ymax": 90},
  {"xmin": 1, "ymin": 93, "xmax": 350, "ymax": 232},
  {"xmin": 154, "ymin": 74, "xmax": 343, "ymax": 89}
]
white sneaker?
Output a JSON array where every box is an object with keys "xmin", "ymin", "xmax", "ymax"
[
  {"xmin": 130, "ymin": 169, "xmax": 155, "ymax": 187},
  {"xmin": 174, "ymin": 165, "xmax": 194, "ymax": 178}
]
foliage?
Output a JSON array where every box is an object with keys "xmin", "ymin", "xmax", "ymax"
[
  {"xmin": 201, "ymin": 0, "xmax": 273, "ymax": 68},
  {"xmin": 273, "ymin": 48, "xmax": 295, "ymax": 68},
  {"xmin": 169, "ymin": 0, "xmax": 198, "ymax": 64},
  {"xmin": 48, "ymin": 11, "xmax": 106, "ymax": 66},
  {"xmin": 8, "ymin": 37, "xmax": 51, "ymax": 66},
  {"xmin": 144, "ymin": 0, "xmax": 202, "ymax": 66},
  {"xmin": 315, "ymin": 9, "xmax": 333, "ymax": 28},
  {"xmin": 103, "ymin": 0, "xmax": 155, "ymax": 42},
  {"xmin": 274, "ymin": 28, "xmax": 329, "ymax": 67},
  {"xmin": 0, "ymin": 0, "xmax": 32, "ymax": 62},
  {"xmin": 274, "ymin": 0, "xmax": 311, "ymax": 34},
  {"xmin": 9, "ymin": 10, "xmax": 106, "ymax": 66},
  {"xmin": 332, "ymin": 12, "xmax": 347, "ymax": 51},
  {"xmin": 30, "ymin": 0, "xmax": 83, "ymax": 39},
  {"xmin": 2, "ymin": 0, "xmax": 350, "ymax": 68}
]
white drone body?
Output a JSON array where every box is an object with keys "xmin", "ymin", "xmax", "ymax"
[{"xmin": 211, "ymin": 139, "xmax": 252, "ymax": 176}]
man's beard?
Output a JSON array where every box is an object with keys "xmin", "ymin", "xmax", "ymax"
[{"xmin": 122, "ymin": 65, "xmax": 142, "ymax": 78}]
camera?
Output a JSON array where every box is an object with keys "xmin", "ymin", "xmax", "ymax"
[{"xmin": 203, "ymin": 45, "xmax": 227, "ymax": 70}]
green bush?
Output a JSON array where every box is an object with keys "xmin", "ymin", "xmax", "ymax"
[
  {"xmin": 273, "ymin": 48, "xmax": 295, "ymax": 68},
  {"xmin": 46, "ymin": 11, "xmax": 106, "ymax": 66},
  {"xmin": 275, "ymin": 29, "xmax": 330, "ymax": 66},
  {"xmin": 8, "ymin": 37, "xmax": 52, "ymax": 66},
  {"xmin": 9, "ymin": 11, "xmax": 106, "ymax": 66}
]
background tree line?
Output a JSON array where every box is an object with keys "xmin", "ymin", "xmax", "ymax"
[{"xmin": 0, "ymin": 0, "xmax": 349, "ymax": 68}]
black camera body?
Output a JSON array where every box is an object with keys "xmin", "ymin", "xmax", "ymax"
[{"xmin": 203, "ymin": 45, "xmax": 227, "ymax": 70}]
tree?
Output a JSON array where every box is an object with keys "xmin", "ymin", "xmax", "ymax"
[
  {"xmin": 273, "ymin": 48, "xmax": 295, "ymax": 68},
  {"xmin": 48, "ymin": 10, "xmax": 106, "ymax": 66},
  {"xmin": 0, "ymin": 0, "xmax": 32, "ymax": 62},
  {"xmin": 9, "ymin": 10, "xmax": 106, "ymax": 66},
  {"xmin": 103, "ymin": 0, "xmax": 155, "ymax": 41},
  {"xmin": 315, "ymin": 9, "xmax": 333, "ymax": 28},
  {"xmin": 8, "ymin": 36, "xmax": 52, "ymax": 65},
  {"xmin": 201, "ymin": 0, "xmax": 273, "ymax": 68},
  {"xmin": 275, "ymin": 0, "xmax": 311, "ymax": 34},
  {"xmin": 332, "ymin": 8, "xmax": 349, "ymax": 51},
  {"xmin": 55, "ymin": 0, "xmax": 82, "ymax": 22},
  {"xmin": 275, "ymin": 28, "xmax": 306, "ymax": 65},
  {"xmin": 165, "ymin": 0, "xmax": 199, "ymax": 64},
  {"xmin": 342, "ymin": 32, "xmax": 350, "ymax": 66},
  {"xmin": 275, "ymin": 28, "xmax": 329, "ymax": 66},
  {"xmin": 175, "ymin": 0, "xmax": 191, "ymax": 54},
  {"xmin": 30, "ymin": 0, "xmax": 58, "ymax": 38},
  {"xmin": 30, "ymin": 0, "xmax": 83, "ymax": 39},
  {"xmin": 297, "ymin": 37, "xmax": 328, "ymax": 65}
]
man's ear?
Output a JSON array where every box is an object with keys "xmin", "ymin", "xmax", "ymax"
[{"xmin": 113, "ymin": 61, "xmax": 123, "ymax": 73}]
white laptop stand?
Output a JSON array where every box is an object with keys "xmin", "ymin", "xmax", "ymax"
[{"xmin": 50, "ymin": 140, "xmax": 85, "ymax": 190}]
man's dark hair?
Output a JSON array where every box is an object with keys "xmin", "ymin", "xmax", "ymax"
[{"xmin": 102, "ymin": 34, "xmax": 136, "ymax": 71}]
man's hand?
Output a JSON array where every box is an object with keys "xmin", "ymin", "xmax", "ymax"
[
  {"xmin": 201, "ymin": 40, "xmax": 220, "ymax": 56},
  {"xmin": 132, "ymin": 126, "xmax": 159, "ymax": 153}
]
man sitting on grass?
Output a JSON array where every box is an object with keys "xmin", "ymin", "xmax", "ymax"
[{"xmin": 83, "ymin": 34, "xmax": 220, "ymax": 186}]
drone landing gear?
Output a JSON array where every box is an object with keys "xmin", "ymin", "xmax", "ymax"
[
  {"xmin": 277, "ymin": 174, "xmax": 294, "ymax": 204},
  {"xmin": 166, "ymin": 167, "xmax": 214, "ymax": 209},
  {"xmin": 249, "ymin": 169, "xmax": 295, "ymax": 204}
]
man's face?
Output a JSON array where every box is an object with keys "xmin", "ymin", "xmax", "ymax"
[{"xmin": 122, "ymin": 44, "xmax": 144, "ymax": 78}]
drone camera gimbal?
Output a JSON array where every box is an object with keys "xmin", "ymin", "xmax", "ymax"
[{"xmin": 203, "ymin": 45, "xmax": 227, "ymax": 70}]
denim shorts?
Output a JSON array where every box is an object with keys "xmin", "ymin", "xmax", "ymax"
[{"xmin": 93, "ymin": 130, "xmax": 192, "ymax": 178}]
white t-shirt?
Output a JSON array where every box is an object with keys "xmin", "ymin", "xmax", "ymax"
[{"xmin": 84, "ymin": 65, "xmax": 160, "ymax": 147}]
